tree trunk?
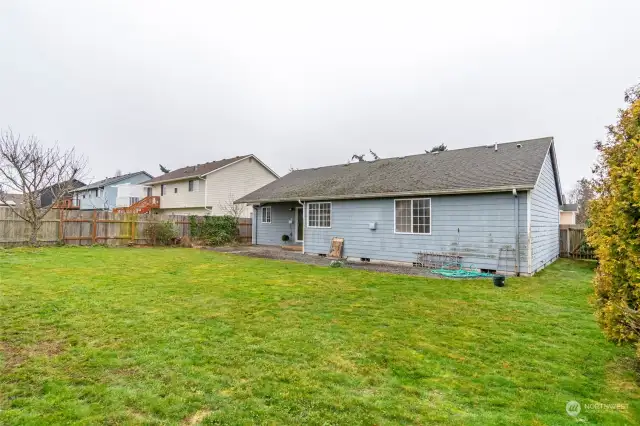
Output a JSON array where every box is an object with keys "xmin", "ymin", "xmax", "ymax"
[{"xmin": 29, "ymin": 222, "xmax": 39, "ymax": 246}]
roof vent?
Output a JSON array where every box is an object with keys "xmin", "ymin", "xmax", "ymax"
[
  {"xmin": 494, "ymin": 142, "xmax": 498, "ymax": 152},
  {"xmin": 517, "ymin": 143, "xmax": 522, "ymax": 148}
]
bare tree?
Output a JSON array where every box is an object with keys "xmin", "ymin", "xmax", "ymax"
[
  {"xmin": 115, "ymin": 169, "xmax": 122, "ymax": 177},
  {"xmin": 351, "ymin": 154, "xmax": 365, "ymax": 162},
  {"xmin": 159, "ymin": 164, "xmax": 170, "ymax": 174},
  {"xmin": 565, "ymin": 177, "xmax": 595, "ymax": 224},
  {"xmin": 219, "ymin": 193, "xmax": 245, "ymax": 221},
  {"xmin": 369, "ymin": 149, "xmax": 380, "ymax": 160},
  {"xmin": 0, "ymin": 129, "xmax": 87, "ymax": 245}
]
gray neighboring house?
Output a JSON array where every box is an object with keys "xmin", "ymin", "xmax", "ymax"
[
  {"xmin": 236, "ymin": 137, "xmax": 563, "ymax": 276},
  {"xmin": 71, "ymin": 171, "xmax": 153, "ymax": 211}
]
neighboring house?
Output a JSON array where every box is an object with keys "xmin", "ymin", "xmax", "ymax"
[
  {"xmin": 71, "ymin": 172, "xmax": 153, "ymax": 211},
  {"xmin": 236, "ymin": 137, "xmax": 563, "ymax": 276},
  {"xmin": 143, "ymin": 155, "xmax": 279, "ymax": 217},
  {"xmin": 115, "ymin": 184, "xmax": 149, "ymax": 208},
  {"xmin": 559, "ymin": 204, "xmax": 579, "ymax": 225},
  {"xmin": 0, "ymin": 180, "xmax": 85, "ymax": 210},
  {"xmin": 39, "ymin": 179, "xmax": 85, "ymax": 207}
]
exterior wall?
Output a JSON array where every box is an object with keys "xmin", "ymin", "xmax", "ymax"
[
  {"xmin": 254, "ymin": 202, "xmax": 302, "ymax": 246},
  {"xmin": 530, "ymin": 150, "xmax": 560, "ymax": 273},
  {"xmin": 257, "ymin": 193, "xmax": 528, "ymax": 274},
  {"xmin": 153, "ymin": 157, "xmax": 277, "ymax": 217},
  {"xmin": 559, "ymin": 211, "xmax": 576, "ymax": 225},
  {"xmin": 156, "ymin": 207, "xmax": 210, "ymax": 216},
  {"xmin": 76, "ymin": 174, "xmax": 151, "ymax": 210}
]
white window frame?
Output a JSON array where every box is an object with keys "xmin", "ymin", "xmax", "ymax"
[
  {"xmin": 307, "ymin": 202, "xmax": 332, "ymax": 229},
  {"xmin": 261, "ymin": 206, "xmax": 271, "ymax": 224},
  {"xmin": 393, "ymin": 198, "xmax": 431, "ymax": 235}
]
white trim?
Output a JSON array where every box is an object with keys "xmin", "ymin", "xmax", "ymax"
[
  {"xmin": 393, "ymin": 198, "xmax": 432, "ymax": 235},
  {"xmin": 295, "ymin": 207, "xmax": 304, "ymax": 242},
  {"xmin": 306, "ymin": 201, "xmax": 332, "ymax": 228},
  {"xmin": 527, "ymin": 190, "xmax": 532, "ymax": 275},
  {"xmin": 261, "ymin": 206, "xmax": 272, "ymax": 224},
  {"xmin": 238, "ymin": 185, "xmax": 534, "ymax": 204},
  {"xmin": 200, "ymin": 155, "xmax": 280, "ymax": 179}
]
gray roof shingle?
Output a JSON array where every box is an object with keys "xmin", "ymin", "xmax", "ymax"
[
  {"xmin": 144, "ymin": 155, "xmax": 252, "ymax": 184},
  {"xmin": 560, "ymin": 204, "xmax": 578, "ymax": 212},
  {"xmin": 237, "ymin": 137, "xmax": 556, "ymax": 203}
]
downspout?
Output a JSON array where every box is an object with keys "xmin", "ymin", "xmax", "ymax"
[
  {"xmin": 253, "ymin": 205, "xmax": 259, "ymax": 245},
  {"xmin": 298, "ymin": 200, "xmax": 305, "ymax": 254},
  {"xmin": 202, "ymin": 177, "xmax": 212, "ymax": 215},
  {"xmin": 512, "ymin": 188, "xmax": 520, "ymax": 276}
]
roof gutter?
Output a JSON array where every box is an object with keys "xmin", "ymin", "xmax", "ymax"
[{"xmin": 235, "ymin": 185, "xmax": 535, "ymax": 204}]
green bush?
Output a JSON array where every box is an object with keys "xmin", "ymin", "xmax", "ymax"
[
  {"xmin": 189, "ymin": 215, "xmax": 239, "ymax": 246},
  {"xmin": 587, "ymin": 84, "xmax": 640, "ymax": 351},
  {"xmin": 144, "ymin": 221, "xmax": 177, "ymax": 246}
]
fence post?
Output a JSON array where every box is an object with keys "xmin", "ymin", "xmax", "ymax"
[
  {"xmin": 92, "ymin": 211, "xmax": 97, "ymax": 244},
  {"xmin": 131, "ymin": 216, "xmax": 135, "ymax": 244},
  {"xmin": 59, "ymin": 210, "xmax": 64, "ymax": 243}
]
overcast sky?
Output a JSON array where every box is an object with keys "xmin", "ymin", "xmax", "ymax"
[{"xmin": 1, "ymin": 1, "xmax": 638, "ymax": 191}]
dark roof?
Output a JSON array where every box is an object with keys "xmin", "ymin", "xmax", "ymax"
[
  {"xmin": 144, "ymin": 155, "xmax": 276, "ymax": 184},
  {"xmin": 72, "ymin": 171, "xmax": 152, "ymax": 192},
  {"xmin": 560, "ymin": 204, "xmax": 578, "ymax": 212},
  {"xmin": 237, "ymin": 137, "xmax": 559, "ymax": 203}
]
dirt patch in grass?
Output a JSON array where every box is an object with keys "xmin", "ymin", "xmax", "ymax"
[
  {"xmin": 0, "ymin": 340, "xmax": 64, "ymax": 371},
  {"xmin": 206, "ymin": 245, "xmax": 441, "ymax": 277},
  {"xmin": 181, "ymin": 410, "xmax": 213, "ymax": 425}
]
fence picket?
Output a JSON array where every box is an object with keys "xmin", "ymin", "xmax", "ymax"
[{"xmin": 0, "ymin": 208, "xmax": 252, "ymax": 247}]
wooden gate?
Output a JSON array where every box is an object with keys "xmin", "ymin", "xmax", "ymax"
[{"xmin": 559, "ymin": 225, "xmax": 595, "ymax": 259}]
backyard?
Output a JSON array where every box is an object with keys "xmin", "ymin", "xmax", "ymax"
[{"xmin": 0, "ymin": 247, "xmax": 638, "ymax": 425}]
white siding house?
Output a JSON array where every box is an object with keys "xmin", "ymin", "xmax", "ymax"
[{"xmin": 144, "ymin": 155, "xmax": 278, "ymax": 217}]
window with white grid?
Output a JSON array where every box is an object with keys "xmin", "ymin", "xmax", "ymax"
[
  {"xmin": 307, "ymin": 202, "xmax": 331, "ymax": 228},
  {"xmin": 261, "ymin": 206, "xmax": 271, "ymax": 223},
  {"xmin": 394, "ymin": 198, "xmax": 431, "ymax": 234}
]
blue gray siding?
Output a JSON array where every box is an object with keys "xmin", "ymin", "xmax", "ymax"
[
  {"xmin": 530, "ymin": 150, "xmax": 560, "ymax": 272},
  {"xmin": 298, "ymin": 193, "xmax": 529, "ymax": 274},
  {"xmin": 255, "ymin": 202, "xmax": 301, "ymax": 246},
  {"xmin": 76, "ymin": 174, "xmax": 151, "ymax": 210}
]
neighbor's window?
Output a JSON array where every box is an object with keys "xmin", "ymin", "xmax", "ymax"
[
  {"xmin": 94, "ymin": 189, "xmax": 99, "ymax": 197},
  {"xmin": 261, "ymin": 206, "xmax": 271, "ymax": 223},
  {"xmin": 161, "ymin": 184, "xmax": 166, "ymax": 196},
  {"xmin": 307, "ymin": 202, "xmax": 331, "ymax": 228},
  {"xmin": 395, "ymin": 198, "xmax": 431, "ymax": 234},
  {"xmin": 188, "ymin": 180, "xmax": 194, "ymax": 192},
  {"xmin": 174, "ymin": 187, "xmax": 178, "ymax": 194}
]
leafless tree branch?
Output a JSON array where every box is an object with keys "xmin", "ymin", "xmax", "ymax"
[{"xmin": 0, "ymin": 128, "xmax": 87, "ymax": 245}]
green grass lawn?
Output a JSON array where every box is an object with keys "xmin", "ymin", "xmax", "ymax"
[{"xmin": 0, "ymin": 247, "xmax": 638, "ymax": 425}]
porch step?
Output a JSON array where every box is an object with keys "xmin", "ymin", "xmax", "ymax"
[{"xmin": 281, "ymin": 245, "xmax": 303, "ymax": 252}]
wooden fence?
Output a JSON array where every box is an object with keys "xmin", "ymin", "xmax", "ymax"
[
  {"xmin": 0, "ymin": 208, "xmax": 252, "ymax": 247},
  {"xmin": 559, "ymin": 225, "xmax": 596, "ymax": 260}
]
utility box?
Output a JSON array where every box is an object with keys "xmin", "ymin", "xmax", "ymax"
[{"xmin": 369, "ymin": 222, "xmax": 377, "ymax": 230}]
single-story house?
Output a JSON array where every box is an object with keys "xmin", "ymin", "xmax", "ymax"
[
  {"xmin": 236, "ymin": 137, "xmax": 563, "ymax": 276},
  {"xmin": 143, "ymin": 155, "xmax": 278, "ymax": 217},
  {"xmin": 71, "ymin": 171, "xmax": 153, "ymax": 211},
  {"xmin": 559, "ymin": 204, "xmax": 579, "ymax": 225}
]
